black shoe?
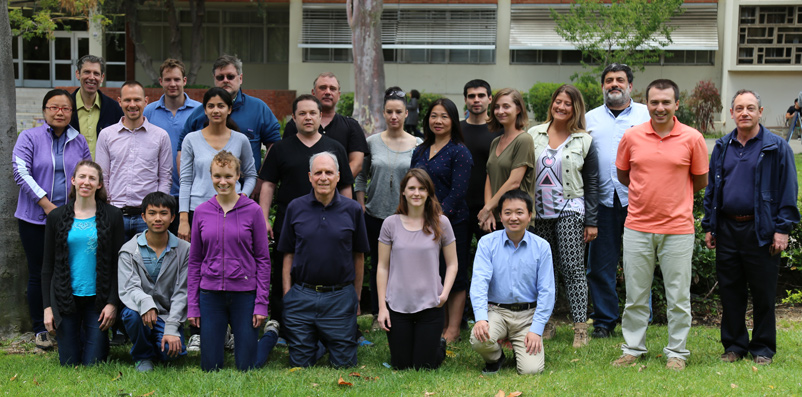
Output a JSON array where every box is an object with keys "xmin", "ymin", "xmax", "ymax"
[
  {"xmin": 482, "ymin": 352, "xmax": 506, "ymax": 374},
  {"xmin": 591, "ymin": 327, "xmax": 613, "ymax": 339},
  {"xmin": 110, "ymin": 332, "xmax": 129, "ymax": 346}
]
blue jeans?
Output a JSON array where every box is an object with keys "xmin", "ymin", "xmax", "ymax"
[
  {"xmin": 283, "ymin": 284, "xmax": 358, "ymax": 368},
  {"xmin": 199, "ymin": 290, "xmax": 277, "ymax": 371},
  {"xmin": 120, "ymin": 307, "xmax": 187, "ymax": 362},
  {"xmin": 586, "ymin": 195, "xmax": 627, "ymax": 331},
  {"xmin": 123, "ymin": 214, "xmax": 148, "ymax": 241},
  {"xmin": 56, "ymin": 296, "xmax": 109, "ymax": 366}
]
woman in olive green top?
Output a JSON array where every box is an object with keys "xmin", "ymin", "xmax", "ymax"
[{"xmin": 477, "ymin": 88, "xmax": 536, "ymax": 232}]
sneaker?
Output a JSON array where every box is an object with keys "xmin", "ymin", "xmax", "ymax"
[
  {"xmin": 611, "ymin": 354, "xmax": 639, "ymax": 367},
  {"xmin": 225, "ymin": 327, "xmax": 235, "ymax": 351},
  {"xmin": 754, "ymin": 355, "xmax": 772, "ymax": 365},
  {"xmin": 572, "ymin": 322, "xmax": 589, "ymax": 348},
  {"xmin": 357, "ymin": 335, "xmax": 374, "ymax": 347},
  {"xmin": 666, "ymin": 357, "xmax": 686, "ymax": 371},
  {"xmin": 276, "ymin": 337, "xmax": 287, "ymax": 346},
  {"xmin": 591, "ymin": 327, "xmax": 614, "ymax": 339},
  {"xmin": 110, "ymin": 332, "xmax": 128, "ymax": 346},
  {"xmin": 542, "ymin": 321, "xmax": 556, "ymax": 340},
  {"xmin": 34, "ymin": 332, "xmax": 54, "ymax": 350},
  {"xmin": 720, "ymin": 351, "xmax": 742, "ymax": 363},
  {"xmin": 482, "ymin": 351, "xmax": 506, "ymax": 374},
  {"xmin": 135, "ymin": 359, "xmax": 154, "ymax": 372},
  {"xmin": 187, "ymin": 334, "xmax": 201, "ymax": 352},
  {"xmin": 264, "ymin": 320, "xmax": 280, "ymax": 336}
]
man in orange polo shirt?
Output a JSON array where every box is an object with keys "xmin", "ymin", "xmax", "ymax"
[{"xmin": 611, "ymin": 79, "xmax": 709, "ymax": 371}]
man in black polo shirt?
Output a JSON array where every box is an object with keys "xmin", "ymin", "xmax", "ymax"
[
  {"xmin": 461, "ymin": 79, "xmax": 499, "ymax": 323},
  {"xmin": 278, "ymin": 151, "xmax": 369, "ymax": 368},
  {"xmin": 282, "ymin": 72, "xmax": 368, "ymax": 177},
  {"xmin": 259, "ymin": 94, "xmax": 353, "ymax": 327}
]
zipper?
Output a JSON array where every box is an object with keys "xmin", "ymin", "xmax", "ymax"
[{"xmin": 221, "ymin": 208, "xmax": 226, "ymax": 290}]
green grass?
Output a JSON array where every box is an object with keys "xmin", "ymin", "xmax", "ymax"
[{"xmin": 2, "ymin": 319, "xmax": 802, "ymax": 395}]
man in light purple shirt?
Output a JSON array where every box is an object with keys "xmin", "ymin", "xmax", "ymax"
[{"xmin": 96, "ymin": 81, "xmax": 172, "ymax": 240}]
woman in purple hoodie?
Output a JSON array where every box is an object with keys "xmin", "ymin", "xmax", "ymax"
[
  {"xmin": 13, "ymin": 89, "xmax": 92, "ymax": 350},
  {"xmin": 186, "ymin": 150, "xmax": 274, "ymax": 371}
]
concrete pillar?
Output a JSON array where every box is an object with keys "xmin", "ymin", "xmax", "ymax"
[{"xmin": 496, "ymin": 0, "xmax": 511, "ymax": 68}]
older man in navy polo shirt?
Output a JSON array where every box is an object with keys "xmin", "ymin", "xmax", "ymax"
[{"xmin": 278, "ymin": 151, "xmax": 369, "ymax": 368}]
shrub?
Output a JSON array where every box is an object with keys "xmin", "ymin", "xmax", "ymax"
[
  {"xmin": 687, "ymin": 80, "xmax": 723, "ymax": 134},
  {"xmin": 336, "ymin": 92, "xmax": 355, "ymax": 117},
  {"xmin": 527, "ymin": 82, "xmax": 564, "ymax": 123}
]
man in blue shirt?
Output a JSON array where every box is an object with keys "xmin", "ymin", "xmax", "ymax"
[
  {"xmin": 703, "ymin": 89, "xmax": 799, "ymax": 366},
  {"xmin": 178, "ymin": 54, "xmax": 281, "ymax": 199},
  {"xmin": 584, "ymin": 63, "xmax": 651, "ymax": 339},
  {"xmin": 143, "ymin": 59, "xmax": 201, "ymax": 212},
  {"xmin": 470, "ymin": 189, "xmax": 555, "ymax": 375}
]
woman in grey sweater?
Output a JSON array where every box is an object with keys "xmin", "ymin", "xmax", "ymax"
[
  {"xmin": 355, "ymin": 87, "xmax": 422, "ymax": 330},
  {"xmin": 178, "ymin": 88, "xmax": 257, "ymax": 242}
]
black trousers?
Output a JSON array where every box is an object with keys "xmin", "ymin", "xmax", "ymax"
[
  {"xmin": 715, "ymin": 216, "xmax": 780, "ymax": 358},
  {"xmin": 387, "ymin": 306, "xmax": 445, "ymax": 370},
  {"xmin": 364, "ymin": 213, "xmax": 384, "ymax": 316}
]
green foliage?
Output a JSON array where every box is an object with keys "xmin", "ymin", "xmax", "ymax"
[
  {"xmin": 551, "ymin": 0, "xmax": 684, "ymax": 80},
  {"xmin": 687, "ymin": 80, "xmax": 724, "ymax": 134},
  {"xmin": 9, "ymin": 0, "xmax": 111, "ymax": 39},
  {"xmin": 336, "ymin": 92, "xmax": 355, "ymax": 117},
  {"xmin": 781, "ymin": 290, "xmax": 802, "ymax": 305},
  {"xmin": 526, "ymin": 81, "xmax": 602, "ymax": 124}
]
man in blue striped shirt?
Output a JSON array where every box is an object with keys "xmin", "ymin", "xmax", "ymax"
[{"xmin": 470, "ymin": 189, "xmax": 555, "ymax": 375}]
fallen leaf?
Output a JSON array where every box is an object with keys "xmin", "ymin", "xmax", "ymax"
[
  {"xmin": 769, "ymin": 385, "xmax": 775, "ymax": 389},
  {"xmin": 425, "ymin": 392, "xmax": 436, "ymax": 396},
  {"xmin": 507, "ymin": 392, "xmax": 523, "ymax": 397},
  {"xmin": 731, "ymin": 384, "xmax": 738, "ymax": 389},
  {"xmin": 446, "ymin": 350, "xmax": 456, "ymax": 358},
  {"xmin": 360, "ymin": 365, "xmax": 366, "ymax": 369},
  {"xmin": 638, "ymin": 365, "xmax": 646, "ymax": 372},
  {"xmin": 288, "ymin": 367, "xmax": 303, "ymax": 373},
  {"xmin": 716, "ymin": 371, "xmax": 722, "ymax": 375},
  {"xmin": 138, "ymin": 392, "xmax": 155, "ymax": 397},
  {"xmin": 751, "ymin": 366, "xmax": 758, "ymax": 372},
  {"xmin": 33, "ymin": 377, "xmax": 40, "ymax": 386},
  {"xmin": 495, "ymin": 390, "xmax": 506, "ymax": 397},
  {"xmin": 338, "ymin": 377, "xmax": 353, "ymax": 387},
  {"xmin": 570, "ymin": 358, "xmax": 579, "ymax": 362},
  {"xmin": 10, "ymin": 374, "xmax": 17, "ymax": 381},
  {"xmin": 656, "ymin": 354, "xmax": 663, "ymax": 358},
  {"xmin": 311, "ymin": 383, "xmax": 319, "ymax": 387},
  {"xmin": 349, "ymin": 372, "xmax": 361, "ymax": 377},
  {"xmin": 111, "ymin": 372, "xmax": 123, "ymax": 382}
]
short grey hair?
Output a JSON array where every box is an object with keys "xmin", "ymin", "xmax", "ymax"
[
  {"xmin": 313, "ymin": 72, "xmax": 340, "ymax": 90},
  {"xmin": 76, "ymin": 54, "xmax": 106, "ymax": 74},
  {"xmin": 309, "ymin": 151, "xmax": 339, "ymax": 173},
  {"xmin": 731, "ymin": 89, "xmax": 762, "ymax": 109},
  {"xmin": 212, "ymin": 54, "xmax": 243, "ymax": 76}
]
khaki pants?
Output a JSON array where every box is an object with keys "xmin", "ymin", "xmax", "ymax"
[{"xmin": 470, "ymin": 306, "xmax": 545, "ymax": 374}]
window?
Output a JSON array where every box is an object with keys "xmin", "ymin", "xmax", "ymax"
[
  {"xmin": 301, "ymin": 5, "xmax": 496, "ymax": 64},
  {"xmin": 738, "ymin": 6, "xmax": 802, "ymax": 65}
]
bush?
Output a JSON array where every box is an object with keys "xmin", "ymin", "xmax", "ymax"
[
  {"xmin": 687, "ymin": 80, "xmax": 723, "ymax": 135},
  {"xmin": 527, "ymin": 80, "xmax": 602, "ymax": 124},
  {"xmin": 336, "ymin": 92, "xmax": 355, "ymax": 117}
]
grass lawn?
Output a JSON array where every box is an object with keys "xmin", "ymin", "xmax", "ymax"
[{"xmin": 2, "ymin": 317, "xmax": 801, "ymax": 396}]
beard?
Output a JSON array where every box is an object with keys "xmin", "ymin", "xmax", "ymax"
[{"xmin": 604, "ymin": 87, "xmax": 631, "ymax": 108}]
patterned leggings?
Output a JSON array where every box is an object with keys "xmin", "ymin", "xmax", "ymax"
[{"xmin": 532, "ymin": 213, "xmax": 588, "ymax": 323}]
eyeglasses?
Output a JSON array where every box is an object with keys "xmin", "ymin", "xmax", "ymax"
[
  {"xmin": 385, "ymin": 90, "xmax": 405, "ymax": 99},
  {"xmin": 215, "ymin": 74, "xmax": 238, "ymax": 81},
  {"xmin": 45, "ymin": 106, "xmax": 73, "ymax": 114}
]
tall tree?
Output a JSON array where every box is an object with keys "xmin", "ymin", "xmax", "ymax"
[
  {"xmin": 346, "ymin": 0, "xmax": 385, "ymax": 136},
  {"xmin": 551, "ymin": 0, "xmax": 684, "ymax": 79}
]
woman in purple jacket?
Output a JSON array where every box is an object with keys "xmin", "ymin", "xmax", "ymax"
[
  {"xmin": 13, "ymin": 89, "xmax": 92, "ymax": 350},
  {"xmin": 186, "ymin": 150, "xmax": 274, "ymax": 371}
]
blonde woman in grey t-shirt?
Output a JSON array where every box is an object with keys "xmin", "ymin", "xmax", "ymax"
[
  {"xmin": 355, "ymin": 87, "xmax": 421, "ymax": 331},
  {"xmin": 375, "ymin": 168, "xmax": 457, "ymax": 370}
]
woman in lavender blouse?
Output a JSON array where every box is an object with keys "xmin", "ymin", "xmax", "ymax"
[{"xmin": 376, "ymin": 168, "xmax": 458, "ymax": 370}]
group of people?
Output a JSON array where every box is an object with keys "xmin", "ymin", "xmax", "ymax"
[{"xmin": 13, "ymin": 54, "xmax": 798, "ymax": 376}]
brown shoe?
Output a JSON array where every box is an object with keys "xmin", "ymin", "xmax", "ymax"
[
  {"xmin": 754, "ymin": 355, "xmax": 772, "ymax": 365},
  {"xmin": 34, "ymin": 332, "xmax": 54, "ymax": 350},
  {"xmin": 542, "ymin": 321, "xmax": 556, "ymax": 340},
  {"xmin": 572, "ymin": 322, "xmax": 589, "ymax": 348},
  {"xmin": 666, "ymin": 357, "xmax": 686, "ymax": 371},
  {"xmin": 611, "ymin": 354, "xmax": 639, "ymax": 367},
  {"xmin": 720, "ymin": 351, "xmax": 742, "ymax": 363}
]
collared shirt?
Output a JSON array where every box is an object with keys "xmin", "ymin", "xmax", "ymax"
[
  {"xmin": 470, "ymin": 230, "xmax": 555, "ymax": 335},
  {"xmin": 410, "ymin": 140, "xmax": 473, "ymax": 224},
  {"xmin": 137, "ymin": 231, "xmax": 179, "ymax": 280},
  {"xmin": 278, "ymin": 191, "xmax": 370, "ymax": 285},
  {"xmin": 720, "ymin": 128, "xmax": 763, "ymax": 215},
  {"xmin": 95, "ymin": 117, "xmax": 173, "ymax": 208},
  {"xmin": 586, "ymin": 101, "xmax": 650, "ymax": 207},
  {"xmin": 75, "ymin": 89, "xmax": 102, "ymax": 157},
  {"xmin": 143, "ymin": 93, "xmax": 202, "ymax": 196},
  {"xmin": 50, "ymin": 127, "xmax": 69, "ymax": 207}
]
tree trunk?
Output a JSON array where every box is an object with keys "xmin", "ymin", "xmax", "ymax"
[
  {"xmin": 187, "ymin": 0, "xmax": 205, "ymax": 85},
  {"xmin": 347, "ymin": 0, "xmax": 385, "ymax": 136},
  {"xmin": 0, "ymin": 1, "xmax": 31, "ymax": 338},
  {"xmin": 165, "ymin": 0, "xmax": 182, "ymax": 60},
  {"xmin": 125, "ymin": 0, "xmax": 159, "ymax": 85}
]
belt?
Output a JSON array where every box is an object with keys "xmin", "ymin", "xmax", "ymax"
[
  {"xmin": 297, "ymin": 282, "xmax": 350, "ymax": 293},
  {"xmin": 121, "ymin": 206, "xmax": 142, "ymax": 216},
  {"xmin": 724, "ymin": 213, "xmax": 754, "ymax": 222},
  {"xmin": 490, "ymin": 302, "xmax": 537, "ymax": 311}
]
